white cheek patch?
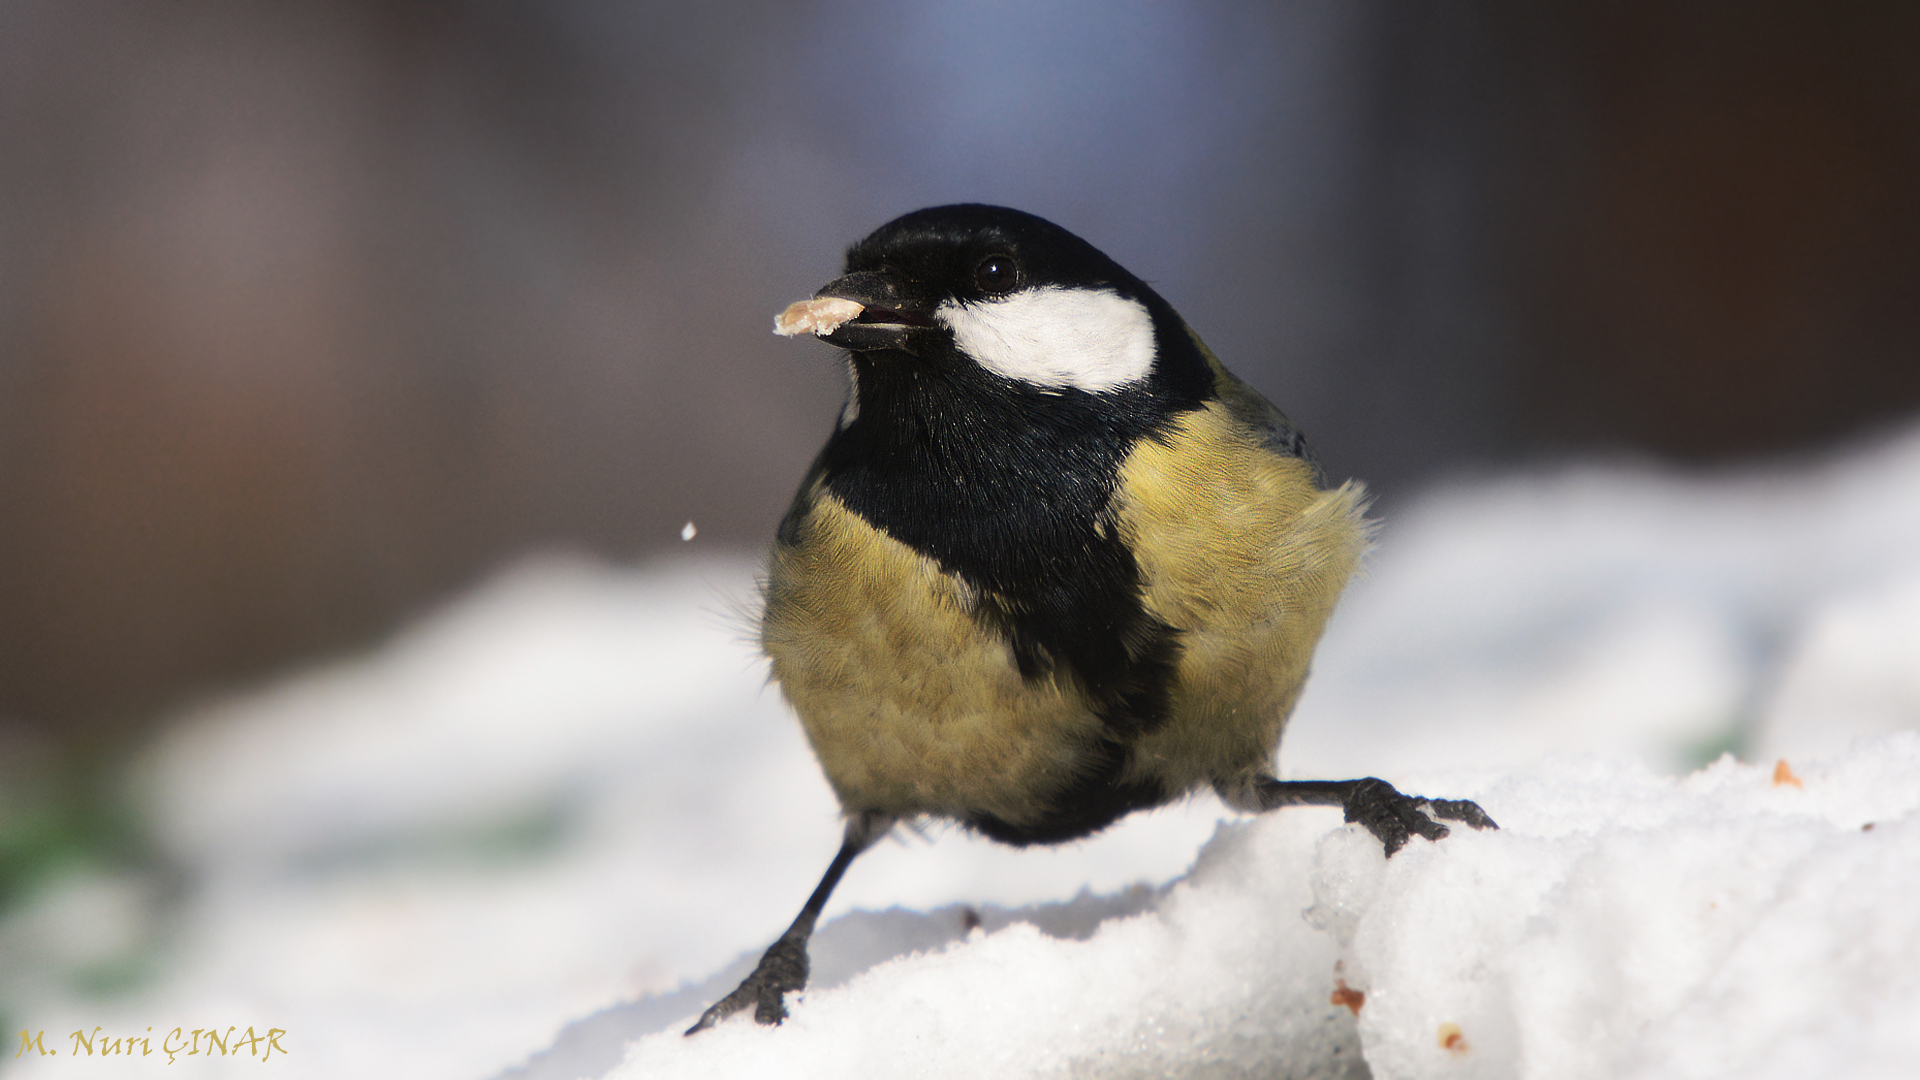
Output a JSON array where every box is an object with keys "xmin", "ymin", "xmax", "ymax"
[{"xmin": 937, "ymin": 287, "xmax": 1157, "ymax": 392}]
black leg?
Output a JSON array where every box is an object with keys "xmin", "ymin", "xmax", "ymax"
[
  {"xmin": 1249, "ymin": 776, "xmax": 1496, "ymax": 856},
  {"xmin": 685, "ymin": 811, "xmax": 895, "ymax": 1034}
]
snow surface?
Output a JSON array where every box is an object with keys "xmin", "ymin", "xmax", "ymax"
[
  {"xmin": 6, "ymin": 424, "xmax": 1920, "ymax": 1079},
  {"xmin": 603, "ymin": 745, "xmax": 1920, "ymax": 1080}
]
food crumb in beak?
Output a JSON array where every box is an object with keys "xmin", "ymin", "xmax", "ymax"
[{"xmin": 774, "ymin": 297, "xmax": 865, "ymax": 337}]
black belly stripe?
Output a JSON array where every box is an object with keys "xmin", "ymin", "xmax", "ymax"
[
  {"xmin": 813, "ymin": 358, "xmax": 1185, "ymax": 733},
  {"xmin": 966, "ymin": 741, "xmax": 1168, "ymax": 846}
]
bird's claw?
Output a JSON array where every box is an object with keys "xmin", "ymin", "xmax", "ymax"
[
  {"xmin": 1426, "ymin": 797, "xmax": 1498, "ymax": 831},
  {"xmin": 1343, "ymin": 777, "xmax": 1497, "ymax": 857},
  {"xmin": 685, "ymin": 936, "xmax": 810, "ymax": 1034}
]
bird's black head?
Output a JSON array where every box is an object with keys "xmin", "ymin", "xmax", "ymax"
[{"xmin": 809, "ymin": 204, "xmax": 1213, "ymax": 404}]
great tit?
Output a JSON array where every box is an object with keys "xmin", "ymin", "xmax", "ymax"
[{"xmin": 687, "ymin": 204, "xmax": 1494, "ymax": 1034}]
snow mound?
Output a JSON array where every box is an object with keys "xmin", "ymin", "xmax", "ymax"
[{"xmin": 591, "ymin": 739, "xmax": 1920, "ymax": 1080}]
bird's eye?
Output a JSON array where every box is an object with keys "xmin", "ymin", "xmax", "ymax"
[{"xmin": 974, "ymin": 255, "xmax": 1018, "ymax": 294}]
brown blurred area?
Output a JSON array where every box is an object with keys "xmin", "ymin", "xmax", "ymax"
[
  {"xmin": 0, "ymin": 0, "xmax": 846, "ymax": 750},
  {"xmin": 1, "ymin": 0, "xmax": 1916, "ymax": 756},
  {"xmin": 1501, "ymin": 2, "xmax": 1920, "ymax": 457}
]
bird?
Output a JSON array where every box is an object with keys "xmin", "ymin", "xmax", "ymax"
[{"xmin": 686, "ymin": 204, "xmax": 1494, "ymax": 1034}]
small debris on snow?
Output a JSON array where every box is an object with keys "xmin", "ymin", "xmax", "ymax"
[
  {"xmin": 1331, "ymin": 980, "xmax": 1366, "ymax": 1015},
  {"xmin": 1773, "ymin": 758, "xmax": 1803, "ymax": 788}
]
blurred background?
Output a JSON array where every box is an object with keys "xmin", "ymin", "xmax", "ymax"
[{"xmin": 2, "ymin": 0, "xmax": 1918, "ymax": 931}]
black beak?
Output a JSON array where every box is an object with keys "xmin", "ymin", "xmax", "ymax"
[{"xmin": 813, "ymin": 271, "xmax": 939, "ymax": 355}]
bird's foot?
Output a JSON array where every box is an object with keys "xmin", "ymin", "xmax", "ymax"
[
  {"xmin": 1343, "ymin": 777, "xmax": 1498, "ymax": 857},
  {"xmin": 685, "ymin": 935, "xmax": 810, "ymax": 1034}
]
